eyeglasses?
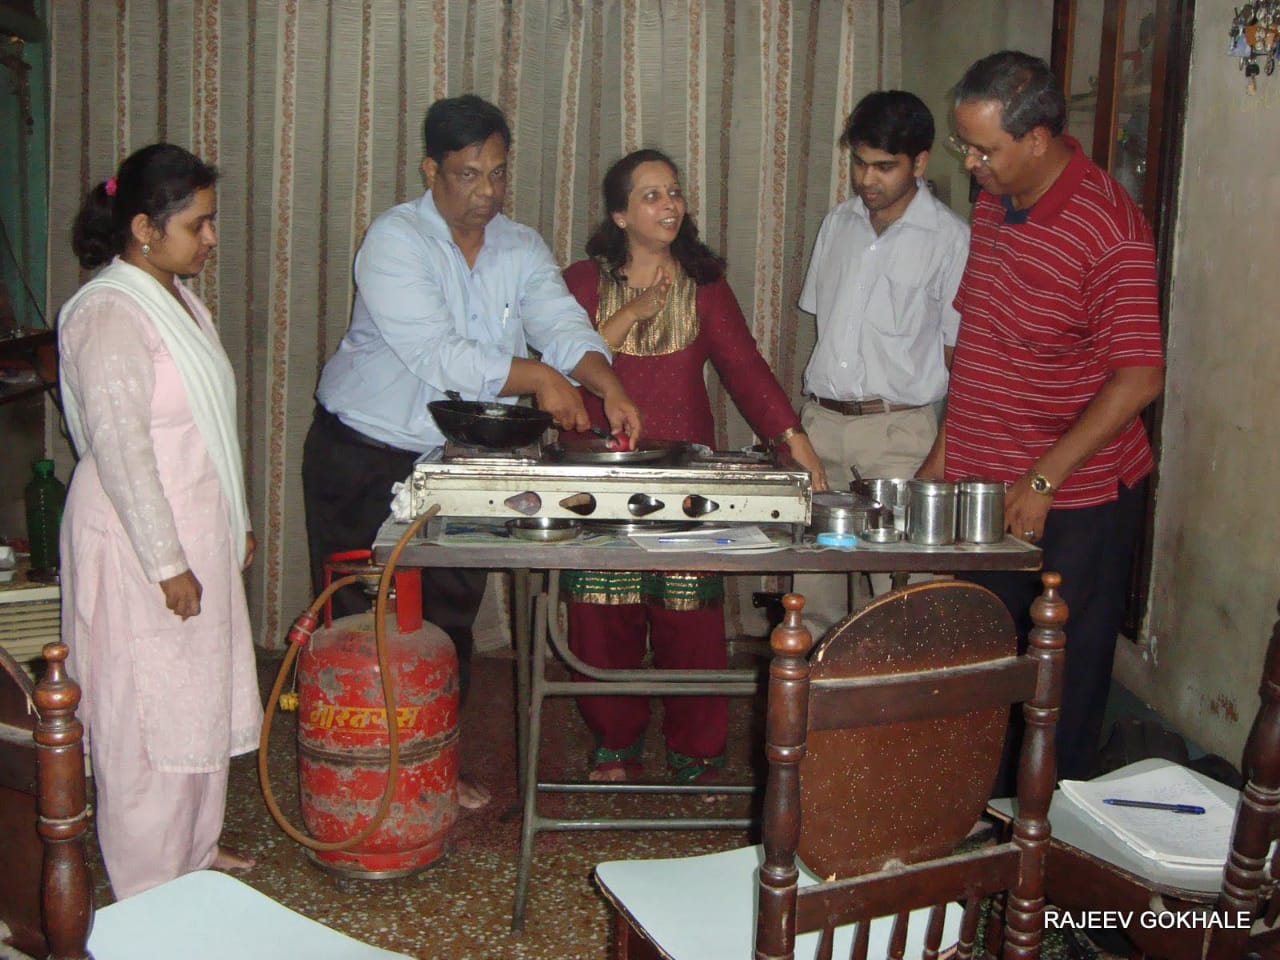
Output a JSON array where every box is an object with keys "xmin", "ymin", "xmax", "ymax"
[{"xmin": 946, "ymin": 134, "xmax": 992, "ymax": 166}]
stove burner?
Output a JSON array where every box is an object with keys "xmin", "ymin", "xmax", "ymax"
[
  {"xmin": 443, "ymin": 439, "xmax": 542, "ymax": 464},
  {"xmin": 685, "ymin": 448, "xmax": 776, "ymax": 470}
]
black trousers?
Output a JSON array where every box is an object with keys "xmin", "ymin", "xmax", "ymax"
[
  {"xmin": 961, "ymin": 481, "xmax": 1144, "ymax": 789},
  {"xmin": 301, "ymin": 406, "xmax": 488, "ymax": 699}
]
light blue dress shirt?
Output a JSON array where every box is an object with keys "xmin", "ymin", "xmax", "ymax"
[{"xmin": 316, "ymin": 190, "xmax": 609, "ymax": 453}]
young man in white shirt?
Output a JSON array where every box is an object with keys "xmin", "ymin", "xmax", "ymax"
[{"xmin": 794, "ymin": 90, "xmax": 969, "ymax": 635}]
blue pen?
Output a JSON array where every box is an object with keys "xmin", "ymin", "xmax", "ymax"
[
  {"xmin": 656, "ymin": 536, "xmax": 735, "ymax": 545},
  {"xmin": 1102, "ymin": 798, "xmax": 1206, "ymax": 815}
]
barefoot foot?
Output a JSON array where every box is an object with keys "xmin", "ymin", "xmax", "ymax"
[
  {"xmin": 212, "ymin": 845, "xmax": 256, "ymax": 873},
  {"xmin": 458, "ymin": 778, "xmax": 492, "ymax": 810},
  {"xmin": 588, "ymin": 765, "xmax": 628, "ymax": 783}
]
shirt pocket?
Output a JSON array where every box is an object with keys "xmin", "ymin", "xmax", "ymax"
[{"xmin": 867, "ymin": 271, "xmax": 931, "ymax": 341}]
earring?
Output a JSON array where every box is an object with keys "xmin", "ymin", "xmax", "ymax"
[{"xmin": 141, "ymin": 243, "xmax": 151, "ymax": 258}]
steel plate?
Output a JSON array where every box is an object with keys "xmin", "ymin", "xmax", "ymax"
[
  {"xmin": 506, "ymin": 517, "xmax": 582, "ymax": 542},
  {"xmin": 545, "ymin": 438, "xmax": 681, "ymax": 465},
  {"xmin": 583, "ymin": 519, "xmax": 701, "ymax": 535}
]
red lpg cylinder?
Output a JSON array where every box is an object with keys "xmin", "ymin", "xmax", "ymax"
[{"xmin": 296, "ymin": 571, "xmax": 459, "ymax": 879}]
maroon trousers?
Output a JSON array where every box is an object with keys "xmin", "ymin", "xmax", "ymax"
[{"xmin": 567, "ymin": 601, "xmax": 728, "ymax": 760}]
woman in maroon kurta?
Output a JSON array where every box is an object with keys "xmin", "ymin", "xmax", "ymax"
[{"xmin": 562, "ymin": 149, "xmax": 826, "ymax": 783}]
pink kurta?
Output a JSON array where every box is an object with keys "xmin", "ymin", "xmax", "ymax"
[{"xmin": 58, "ymin": 285, "xmax": 261, "ymax": 897}]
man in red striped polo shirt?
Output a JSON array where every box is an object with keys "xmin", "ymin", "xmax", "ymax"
[{"xmin": 917, "ymin": 51, "xmax": 1164, "ymax": 787}]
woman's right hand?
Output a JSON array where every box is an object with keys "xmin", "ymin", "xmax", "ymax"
[
  {"xmin": 600, "ymin": 267, "xmax": 672, "ymax": 349},
  {"xmin": 160, "ymin": 569, "xmax": 203, "ymax": 620},
  {"xmin": 628, "ymin": 266, "xmax": 671, "ymax": 323}
]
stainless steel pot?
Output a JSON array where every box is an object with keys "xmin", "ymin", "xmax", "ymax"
[
  {"xmin": 808, "ymin": 491, "xmax": 881, "ymax": 537},
  {"xmin": 850, "ymin": 477, "xmax": 910, "ymax": 531}
]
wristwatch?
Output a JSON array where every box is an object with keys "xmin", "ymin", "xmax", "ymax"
[{"xmin": 1028, "ymin": 472, "xmax": 1055, "ymax": 495}]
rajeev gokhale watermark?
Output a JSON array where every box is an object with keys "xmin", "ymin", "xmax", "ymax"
[{"xmin": 1045, "ymin": 909, "xmax": 1253, "ymax": 931}]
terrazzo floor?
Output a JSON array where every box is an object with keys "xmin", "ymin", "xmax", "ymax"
[
  {"xmin": 78, "ymin": 647, "xmax": 767, "ymax": 959},
  {"xmin": 72, "ymin": 644, "xmax": 1105, "ymax": 960}
]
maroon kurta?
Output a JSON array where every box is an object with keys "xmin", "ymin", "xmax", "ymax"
[
  {"xmin": 561, "ymin": 259, "xmax": 799, "ymax": 445},
  {"xmin": 561, "ymin": 259, "xmax": 800, "ymax": 770}
]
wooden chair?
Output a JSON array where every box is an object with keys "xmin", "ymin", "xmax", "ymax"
[
  {"xmin": 0, "ymin": 640, "xmax": 91, "ymax": 958},
  {"xmin": 990, "ymin": 597, "xmax": 1280, "ymax": 960},
  {"xmin": 596, "ymin": 573, "xmax": 1067, "ymax": 959},
  {"xmin": 0, "ymin": 641, "xmax": 411, "ymax": 960}
]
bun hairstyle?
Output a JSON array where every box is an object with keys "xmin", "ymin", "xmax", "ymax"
[{"xmin": 71, "ymin": 143, "xmax": 219, "ymax": 269}]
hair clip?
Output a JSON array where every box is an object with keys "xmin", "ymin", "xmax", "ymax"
[{"xmin": 104, "ymin": 176, "xmax": 118, "ymax": 197}]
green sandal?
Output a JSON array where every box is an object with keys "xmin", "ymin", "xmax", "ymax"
[
  {"xmin": 667, "ymin": 750, "xmax": 726, "ymax": 785},
  {"xmin": 590, "ymin": 739, "xmax": 645, "ymax": 780}
]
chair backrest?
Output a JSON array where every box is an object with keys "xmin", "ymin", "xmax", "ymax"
[
  {"xmin": 1207, "ymin": 598, "xmax": 1280, "ymax": 960},
  {"xmin": 757, "ymin": 574, "xmax": 1066, "ymax": 960},
  {"xmin": 0, "ymin": 641, "xmax": 93, "ymax": 960}
]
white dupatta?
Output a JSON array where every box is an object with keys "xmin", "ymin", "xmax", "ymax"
[{"xmin": 58, "ymin": 258, "xmax": 249, "ymax": 566}]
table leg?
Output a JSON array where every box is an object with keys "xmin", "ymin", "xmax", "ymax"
[
  {"xmin": 512, "ymin": 583, "xmax": 551, "ymax": 932},
  {"xmin": 514, "ymin": 568, "xmax": 531, "ymax": 796}
]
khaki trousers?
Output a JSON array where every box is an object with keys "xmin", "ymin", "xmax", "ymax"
[{"xmin": 794, "ymin": 401, "xmax": 938, "ymax": 637}]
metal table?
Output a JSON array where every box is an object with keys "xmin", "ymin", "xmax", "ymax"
[{"xmin": 374, "ymin": 519, "xmax": 1042, "ymax": 929}]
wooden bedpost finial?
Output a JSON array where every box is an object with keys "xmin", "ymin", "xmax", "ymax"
[
  {"xmin": 772, "ymin": 593, "xmax": 814, "ymax": 659},
  {"xmin": 35, "ymin": 641, "xmax": 93, "ymax": 960}
]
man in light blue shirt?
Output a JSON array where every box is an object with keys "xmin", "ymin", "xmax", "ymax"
[{"xmin": 302, "ymin": 95, "xmax": 641, "ymax": 808}]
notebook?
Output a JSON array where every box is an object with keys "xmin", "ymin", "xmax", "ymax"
[{"xmin": 1059, "ymin": 764, "xmax": 1235, "ymax": 866}]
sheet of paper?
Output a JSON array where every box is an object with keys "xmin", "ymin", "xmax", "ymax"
[
  {"xmin": 1059, "ymin": 764, "xmax": 1235, "ymax": 866},
  {"xmin": 627, "ymin": 525, "xmax": 776, "ymax": 552}
]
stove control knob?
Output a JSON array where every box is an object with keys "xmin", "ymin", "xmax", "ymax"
[
  {"xmin": 504, "ymin": 491, "xmax": 543, "ymax": 516},
  {"xmin": 560, "ymin": 493, "xmax": 597, "ymax": 516},
  {"xmin": 682, "ymin": 495, "xmax": 720, "ymax": 518},
  {"xmin": 627, "ymin": 493, "xmax": 665, "ymax": 517}
]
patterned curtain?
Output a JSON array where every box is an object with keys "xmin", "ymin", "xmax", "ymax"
[{"xmin": 46, "ymin": 0, "xmax": 901, "ymax": 649}]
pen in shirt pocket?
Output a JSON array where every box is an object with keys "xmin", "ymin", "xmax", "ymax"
[{"xmin": 501, "ymin": 303, "xmax": 510, "ymax": 329}]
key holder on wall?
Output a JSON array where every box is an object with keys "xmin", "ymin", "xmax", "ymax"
[{"xmin": 1229, "ymin": 3, "xmax": 1280, "ymax": 95}]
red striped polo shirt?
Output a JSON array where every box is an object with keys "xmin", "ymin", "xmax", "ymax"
[{"xmin": 944, "ymin": 137, "xmax": 1164, "ymax": 509}]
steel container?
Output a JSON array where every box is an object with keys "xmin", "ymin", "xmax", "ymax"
[
  {"xmin": 807, "ymin": 491, "xmax": 881, "ymax": 537},
  {"xmin": 905, "ymin": 479, "xmax": 956, "ymax": 545},
  {"xmin": 957, "ymin": 480, "xmax": 1005, "ymax": 544},
  {"xmin": 850, "ymin": 477, "xmax": 910, "ymax": 531}
]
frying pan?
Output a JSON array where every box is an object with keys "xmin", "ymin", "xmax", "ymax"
[{"xmin": 428, "ymin": 390, "xmax": 553, "ymax": 449}]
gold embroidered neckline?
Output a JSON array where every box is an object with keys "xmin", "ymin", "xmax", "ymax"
[{"xmin": 596, "ymin": 261, "xmax": 699, "ymax": 357}]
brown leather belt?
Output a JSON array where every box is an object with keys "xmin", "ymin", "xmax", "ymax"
[{"xmin": 810, "ymin": 396, "xmax": 922, "ymax": 417}]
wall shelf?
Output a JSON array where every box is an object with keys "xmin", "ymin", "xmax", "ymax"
[{"xmin": 0, "ymin": 328, "xmax": 55, "ymax": 406}]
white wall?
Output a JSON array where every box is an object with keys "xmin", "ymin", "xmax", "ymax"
[
  {"xmin": 904, "ymin": 0, "xmax": 1279, "ymax": 764},
  {"xmin": 901, "ymin": 0, "xmax": 1053, "ymax": 214},
  {"xmin": 1116, "ymin": 0, "xmax": 1280, "ymax": 762}
]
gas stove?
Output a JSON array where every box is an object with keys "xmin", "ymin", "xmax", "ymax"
[{"xmin": 409, "ymin": 442, "xmax": 812, "ymax": 532}]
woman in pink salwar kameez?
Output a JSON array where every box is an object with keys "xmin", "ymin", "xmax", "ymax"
[{"xmin": 58, "ymin": 144, "xmax": 262, "ymax": 900}]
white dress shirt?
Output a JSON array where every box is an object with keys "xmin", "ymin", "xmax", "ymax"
[
  {"xmin": 317, "ymin": 190, "xmax": 609, "ymax": 452},
  {"xmin": 799, "ymin": 181, "xmax": 968, "ymax": 407}
]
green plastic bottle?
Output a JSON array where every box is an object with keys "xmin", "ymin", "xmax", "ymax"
[{"xmin": 25, "ymin": 459, "xmax": 66, "ymax": 579}]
